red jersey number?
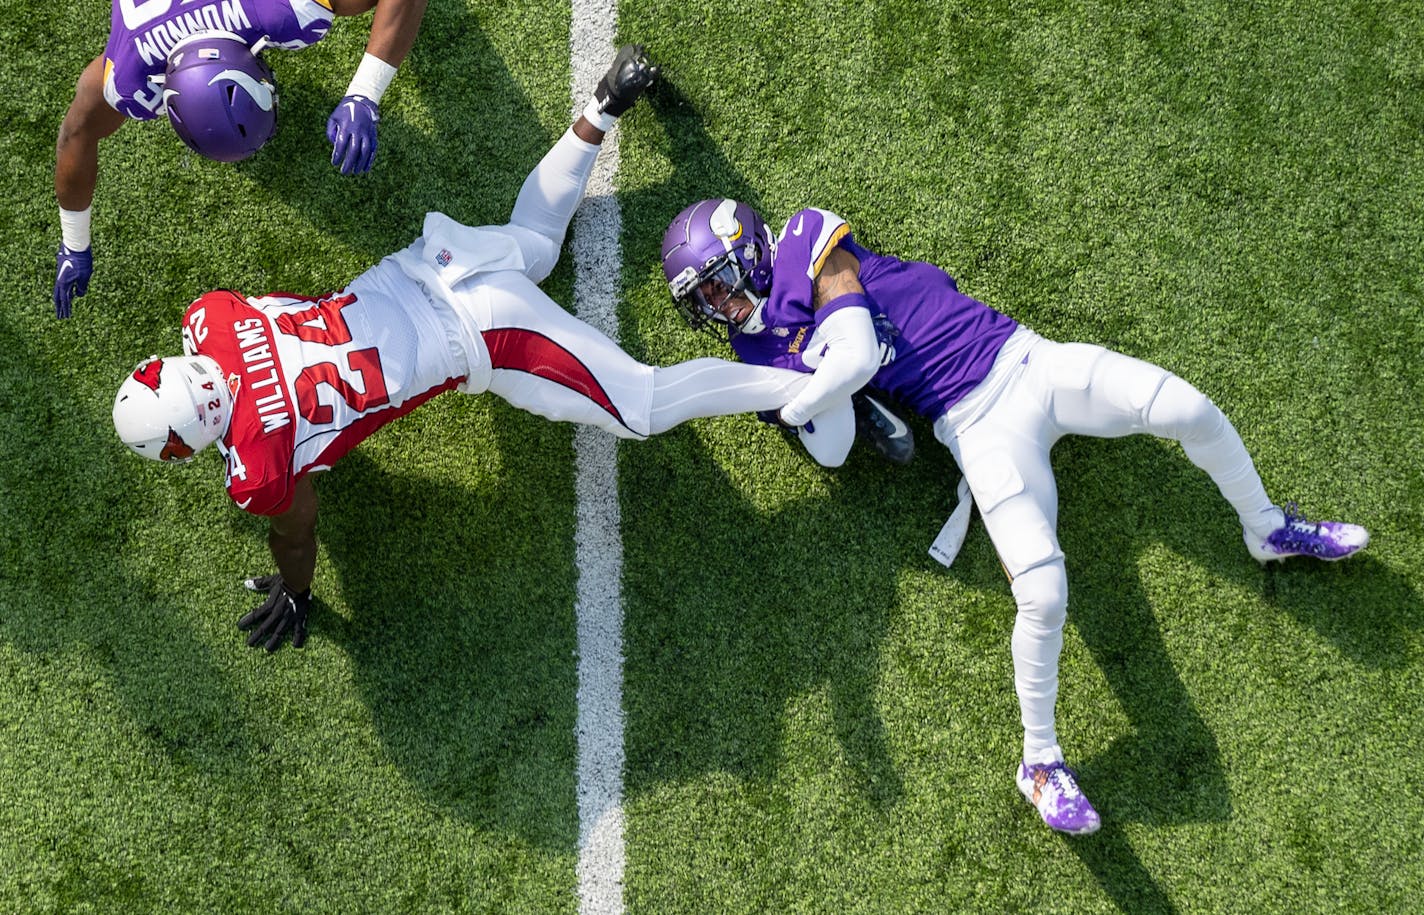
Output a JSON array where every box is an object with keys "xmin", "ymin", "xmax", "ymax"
[
  {"xmin": 273, "ymin": 293, "xmax": 392, "ymax": 426},
  {"xmin": 274, "ymin": 293, "xmax": 357, "ymax": 346},
  {"xmin": 295, "ymin": 349, "xmax": 391, "ymax": 425}
]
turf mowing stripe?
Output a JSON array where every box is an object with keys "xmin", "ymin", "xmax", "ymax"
[{"xmin": 569, "ymin": 3, "xmax": 626, "ymax": 913}]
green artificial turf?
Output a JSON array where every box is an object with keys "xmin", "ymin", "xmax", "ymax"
[{"xmin": 1, "ymin": 1, "xmax": 1421, "ymax": 911}]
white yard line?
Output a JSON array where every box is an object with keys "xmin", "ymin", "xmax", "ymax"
[{"xmin": 570, "ymin": 4, "xmax": 626, "ymax": 914}]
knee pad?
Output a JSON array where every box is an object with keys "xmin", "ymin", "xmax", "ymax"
[
  {"xmin": 1147, "ymin": 374, "xmax": 1224, "ymax": 444},
  {"xmin": 1010, "ymin": 562, "xmax": 1068, "ymax": 633}
]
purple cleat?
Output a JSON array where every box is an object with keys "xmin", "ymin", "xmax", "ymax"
[
  {"xmin": 1017, "ymin": 746, "xmax": 1101, "ymax": 836},
  {"xmin": 1246, "ymin": 503, "xmax": 1369, "ymax": 564}
]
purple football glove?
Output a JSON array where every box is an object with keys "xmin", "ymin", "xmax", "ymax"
[
  {"xmin": 53, "ymin": 244, "xmax": 93, "ymax": 319},
  {"xmin": 326, "ymin": 95, "xmax": 379, "ymax": 175}
]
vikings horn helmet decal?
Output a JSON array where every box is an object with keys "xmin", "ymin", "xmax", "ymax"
[
  {"xmin": 163, "ymin": 31, "xmax": 278, "ymax": 162},
  {"xmin": 113, "ymin": 356, "xmax": 233, "ymax": 463}
]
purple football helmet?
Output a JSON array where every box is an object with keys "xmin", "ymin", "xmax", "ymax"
[
  {"xmin": 163, "ymin": 31, "xmax": 277, "ymax": 163},
  {"xmin": 661, "ymin": 199, "xmax": 775, "ymax": 340}
]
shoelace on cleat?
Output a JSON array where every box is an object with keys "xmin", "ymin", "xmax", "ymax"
[
  {"xmin": 1275, "ymin": 502, "xmax": 1331, "ymax": 555},
  {"xmin": 1035, "ymin": 764, "xmax": 1082, "ymax": 800}
]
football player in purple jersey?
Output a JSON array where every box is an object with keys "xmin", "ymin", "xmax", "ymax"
[
  {"xmin": 54, "ymin": 0, "xmax": 428, "ymax": 318},
  {"xmin": 661, "ymin": 198, "xmax": 1370, "ymax": 836}
]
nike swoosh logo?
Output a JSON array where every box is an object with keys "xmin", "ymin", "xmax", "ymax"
[
  {"xmin": 236, "ymin": 497, "xmax": 253, "ymax": 509},
  {"xmin": 163, "ymin": 88, "xmax": 180, "ymax": 108},
  {"xmin": 209, "ymin": 70, "xmax": 274, "ymax": 111},
  {"xmin": 875, "ymin": 402, "xmax": 910, "ymax": 439},
  {"xmin": 58, "ymin": 263, "xmax": 73, "ymax": 279},
  {"xmin": 791, "ymin": 215, "xmax": 805, "ymax": 237}
]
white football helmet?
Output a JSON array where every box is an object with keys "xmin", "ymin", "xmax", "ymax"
[{"xmin": 113, "ymin": 355, "xmax": 232, "ymax": 463}]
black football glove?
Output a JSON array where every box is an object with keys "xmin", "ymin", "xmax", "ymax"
[
  {"xmin": 593, "ymin": 44, "xmax": 660, "ymax": 117},
  {"xmin": 238, "ymin": 574, "xmax": 311, "ymax": 652}
]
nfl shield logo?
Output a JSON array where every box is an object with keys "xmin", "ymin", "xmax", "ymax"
[{"xmin": 435, "ymin": 248, "xmax": 453, "ymax": 267}]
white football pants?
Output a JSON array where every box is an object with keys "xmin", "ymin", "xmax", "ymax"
[
  {"xmin": 434, "ymin": 126, "xmax": 811, "ymax": 438},
  {"xmin": 934, "ymin": 327, "xmax": 1281, "ymax": 760}
]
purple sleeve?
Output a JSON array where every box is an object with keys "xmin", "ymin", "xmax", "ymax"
[
  {"xmin": 764, "ymin": 208, "xmax": 849, "ymax": 327},
  {"xmin": 257, "ymin": 0, "xmax": 335, "ymax": 50}
]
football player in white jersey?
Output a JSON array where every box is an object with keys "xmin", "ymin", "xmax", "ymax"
[
  {"xmin": 110, "ymin": 47, "xmax": 820, "ymax": 654},
  {"xmin": 54, "ymin": 0, "xmax": 428, "ymax": 317}
]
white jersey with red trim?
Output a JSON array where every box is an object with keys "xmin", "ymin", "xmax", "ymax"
[{"xmin": 182, "ymin": 264, "xmax": 468, "ymax": 515}]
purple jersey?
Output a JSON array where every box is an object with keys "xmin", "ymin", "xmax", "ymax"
[
  {"xmin": 730, "ymin": 208, "xmax": 1018, "ymax": 420},
  {"xmin": 101, "ymin": 0, "xmax": 334, "ymax": 120}
]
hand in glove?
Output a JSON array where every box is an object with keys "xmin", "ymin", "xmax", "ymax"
[
  {"xmin": 54, "ymin": 245, "xmax": 93, "ymax": 318},
  {"xmin": 237, "ymin": 574, "xmax": 311, "ymax": 652},
  {"xmin": 326, "ymin": 95, "xmax": 379, "ymax": 175}
]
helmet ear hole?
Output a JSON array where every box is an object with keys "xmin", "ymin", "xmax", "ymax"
[{"xmin": 661, "ymin": 198, "xmax": 774, "ymax": 339}]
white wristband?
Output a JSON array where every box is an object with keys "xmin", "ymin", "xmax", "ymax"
[
  {"xmin": 345, "ymin": 53, "xmax": 398, "ymax": 103},
  {"xmin": 581, "ymin": 97, "xmax": 618, "ymax": 133},
  {"xmin": 60, "ymin": 206, "xmax": 92, "ymax": 251}
]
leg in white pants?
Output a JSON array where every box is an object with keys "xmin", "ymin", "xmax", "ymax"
[
  {"xmin": 469, "ymin": 273, "xmax": 809, "ymax": 439},
  {"xmin": 501, "ymin": 127, "xmax": 604, "ymax": 282},
  {"xmin": 945, "ymin": 333, "xmax": 1278, "ymax": 760},
  {"xmin": 462, "ymin": 129, "xmax": 814, "ymax": 437}
]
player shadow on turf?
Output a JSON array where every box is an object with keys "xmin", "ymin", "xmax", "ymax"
[
  {"xmin": 312, "ymin": 399, "xmax": 583, "ymax": 849},
  {"xmin": 609, "ymin": 78, "xmax": 1411, "ymax": 909},
  {"xmin": 1049, "ymin": 433, "xmax": 1420, "ymax": 911},
  {"xmin": 619, "ymin": 423, "xmax": 912, "ymax": 813},
  {"xmin": 614, "ymin": 81, "xmax": 907, "ymax": 811},
  {"xmin": 0, "ymin": 317, "xmax": 267, "ymax": 780},
  {"xmin": 1057, "ymin": 433, "xmax": 1421, "ymax": 671},
  {"xmin": 309, "ymin": 407, "xmax": 908, "ymax": 838}
]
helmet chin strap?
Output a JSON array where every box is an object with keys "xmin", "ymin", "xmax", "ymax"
[
  {"xmin": 738, "ymin": 297, "xmax": 767, "ymax": 335},
  {"xmin": 722, "ymin": 272, "xmax": 766, "ymax": 338}
]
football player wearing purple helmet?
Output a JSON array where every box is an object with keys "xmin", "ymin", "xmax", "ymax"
[
  {"xmin": 662, "ymin": 198, "xmax": 915, "ymax": 465},
  {"xmin": 53, "ymin": 0, "xmax": 428, "ymax": 318},
  {"xmin": 661, "ymin": 198, "xmax": 1370, "ymax": 836}
]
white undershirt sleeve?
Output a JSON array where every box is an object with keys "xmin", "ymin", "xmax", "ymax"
[{"xmin": 777, "ymin": 305, "xmax": 880, "ymax": 427}]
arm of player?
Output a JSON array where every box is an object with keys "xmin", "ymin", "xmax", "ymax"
[
  {"xmin": 56, "ymin": 57, "xmax": 125, "ymax": 212},
  {"xmin": 53, "ymin": 56, "xmax": 125, "ymax": 317},
  {"xmin": 776, "ymin": 246, "xmax": 881, "ymax": 427},
  {"xmin": 236, "ymin": 475, "xmax": 319, "ymax": 651},
  {"xmin": 267, "ymin": 474, "xmax": 319, "ymax": 593},
  {"xmin": 336, "ymin": 0, "xmax": 426, "ymax": 69},
  {"xmin": 325, "ymin": 0, "xmax": 428, "ymax": 174}
]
